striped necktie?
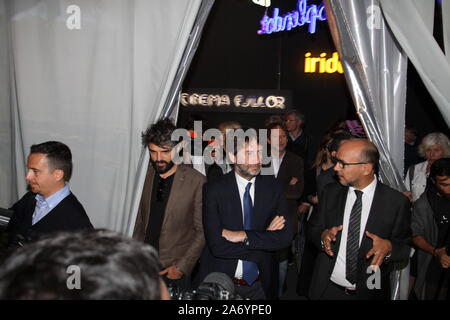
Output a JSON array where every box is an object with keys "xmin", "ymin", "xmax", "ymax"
[{"xmin": 346, "ymin": 190, "xmax": 363, "ymax": 285}]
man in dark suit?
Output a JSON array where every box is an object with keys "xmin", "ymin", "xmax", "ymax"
[
  {"xmin": 266, "ymin": 122, "xmax": 304, "ymax": 297},
  {"xmin": 133, "ymin": 118, "xmax": 206, "ymax": 291},
  {"xmin": 308, "ymin": 139, "xmax": 411, "ymax": 300},
  {"xmin": 284, "ymin": 110, "xmax": 313, "ymax": 166},
  {"xmin": 6, "ymin": 141, "xmax": 93, "ymax": 247},
  {"xmin": 197, "ymin": 130, "xmax": 294, "ymax": 299}
]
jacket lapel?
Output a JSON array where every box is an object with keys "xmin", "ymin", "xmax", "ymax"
[
  {"xmin": 227, "ymin": 172, "xmax": 245, "ymax": 229},
  {"xmin": 359, "ymin": 182, "xmax": 383, "ymax": 258},
  {"xmin": 277, "ymin": 155, "xmax": 289, "ymax": 181},
  {"xmin": 333, "ymin": 186, "xmax": 349, "ymax": 250},
  {"xmin": 253, "ymin": 175, "xmax": 264, "ymax": 227},
  {"xmin": 162, "ymin": 165, "xmax": 184, "ymax": 229}
]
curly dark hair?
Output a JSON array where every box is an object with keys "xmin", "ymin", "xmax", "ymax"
[
  {"xmin": 141, "ymin": 118, "xmax": 178, "ymax": 148},
  {"xmin": 0, "ymin": 229, "xmax": 162, "ymax": 300}
]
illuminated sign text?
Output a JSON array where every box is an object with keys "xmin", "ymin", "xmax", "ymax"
[
  {"xmin": 257, "ymin": 0, "xmax": 327, "ymax": 35},
  {"xmin": 181, "ymin": 93, "xmax": 286, "ymax": 109},
  {"xmin": 304, "ymin": 52, "xmax": 344, "ymax": 74}
]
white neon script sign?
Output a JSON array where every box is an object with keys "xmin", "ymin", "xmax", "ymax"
[
  {"xmin": 252, "ymin": 0, "xmax": 271, "ymax": 7},
  {"xmin": 257, "ymin": 0, "xmax": 327, "ymax": 35}
]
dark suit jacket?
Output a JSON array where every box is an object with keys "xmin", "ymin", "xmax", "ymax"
[
  {"xmin": 133, "ymin": 164, "xmax": 206, "ymax": 274},
  {"xmin": 287, "ymin": 131, "xmax": 313, "ymax": 165},
  {"xmin": 275, "ymin": 151, "xmax": 304, "ymax": 233},
  {"xmin": 197, "ymin": 172, "xmax": 294, "ymax": 299},
  {"xmin": 6, "ymin": 191, "xmax": 93, "ymax": 246},
  {"xmin": 307, "ymin": 181, "xmax": 411, "ymax": 300}
]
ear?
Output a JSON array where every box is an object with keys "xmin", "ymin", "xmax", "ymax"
[
  {"xmin": 362, "ymin": 163, "xmax": 374, "ymax": 176},
  {"xmin": 53, "ymin": 169, "xmax": 65, "ymax": 182}
]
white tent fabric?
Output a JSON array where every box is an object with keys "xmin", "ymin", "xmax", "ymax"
[
  {"xmin": 444, "ymin": 0, "xmax": 450, "ymax": 64},
  {"xmin": 0, "ymin": 0, "xmax": 203, "ymax": 233},
  {"xmin": 0, "ymin": 0, "xmax": 15, "ymax": 209},
  {"xmin": 380, "ymin": 0, "xmax": 450, "ymax": 128},
  {"xmin": 324, "ymin": 0, "xmax": 408, "ymax": 299}
]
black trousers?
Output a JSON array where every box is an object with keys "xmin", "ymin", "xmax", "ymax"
[{"xmin": 320, "ymin": 281, "xmax": 358, "ymax": 301}]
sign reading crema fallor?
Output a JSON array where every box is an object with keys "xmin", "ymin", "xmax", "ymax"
[{"xmin": 180, "ymin": 89, "xmax": 292, "ymax": 113}]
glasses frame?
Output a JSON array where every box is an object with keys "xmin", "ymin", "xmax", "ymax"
[{"xmin": 332, "ymin": 156, "xmax": 369, "ymax": 169}]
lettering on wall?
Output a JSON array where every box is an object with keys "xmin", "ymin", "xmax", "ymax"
[
  {"xmin": 304, "ymin": 52, "xmax": 344, "ymax": 74},
  {"xmin": 257, "ymin": 0, "xmax": 327, "ymax": 35},
  {"xmin": 181, "ymin": 93, "xmax": 287, "ymax": 109}
]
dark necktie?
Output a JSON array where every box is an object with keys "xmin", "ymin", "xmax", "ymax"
[
  {"xmin": 242, "ymin": 182, "xmax": 258, "ymax": 285},
  {"xmin": 346, "ymin": 189, "xmax": 363, "ymax": 285}
]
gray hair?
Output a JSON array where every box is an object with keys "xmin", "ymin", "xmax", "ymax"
[
  {"xmin": 284, "ymin": 109, "xmax": 305, "ymax": 122},
  {"xmin": 418, "ymin": 132, "xmax": 450, "ymax": 158}
]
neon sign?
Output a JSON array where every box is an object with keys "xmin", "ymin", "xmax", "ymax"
[
  {"xmin": 304, "ymin": 52, "xmax": 344, "ymax": 74},
  {"xmin": 257, "ymin": 0, "xmax": 327, "ymax": 35},
  {"xmin": 252, "ymin": 0, "xmax": 271, "ymax": 7},
  {"xmin": 180, "ymin": 92, "xmax": 286, "ymax": 109}
]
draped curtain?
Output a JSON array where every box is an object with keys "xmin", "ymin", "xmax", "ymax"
[
  {"xmin": 0, "ymin": 0, "xmax": 213, "ymax": 235},
  {"xmin": 324, "ymin": 0, "xmax": 408, "ymax": 299},
  {"xmin": 380, "ymin": 0, "xmax": 450, "ymax": 128}
]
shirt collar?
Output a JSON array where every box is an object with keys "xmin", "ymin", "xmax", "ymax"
[
  {"xmin": 349, "ymin": 176, "xmax": 377, "ymax": 196},
  {"xmin": 35, "ymin": 183, "xmax": 71, "ymax": 209},
  {"xmin": 234, "ymin": 172, "xmax": 256, "ymax": 189}
]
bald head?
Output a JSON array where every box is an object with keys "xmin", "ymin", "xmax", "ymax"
[
  {"xmin": 334, "ymin": 139, "xmax": 379, "ymax": 189},
  {"xmin": 339, "ymin": 139, "xmax": 379, "ymax": 170}
]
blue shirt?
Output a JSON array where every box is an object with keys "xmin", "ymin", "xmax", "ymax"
[{"xmin": 32, "ymin": 183, "xmax": 71, "ymax": 225}]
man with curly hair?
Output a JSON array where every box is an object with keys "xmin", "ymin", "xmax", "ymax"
[{"xmin": 133, "ymin": 118, "xmax": 206, "ymax": 292}]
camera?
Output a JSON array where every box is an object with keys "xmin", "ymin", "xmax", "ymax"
[{"xmin": 168, "ymin": 272, "xmax": 243, "ymax": 300}]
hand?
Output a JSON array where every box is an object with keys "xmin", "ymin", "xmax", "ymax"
[
  {"xmin": 365, "ymin": 231, "xmax": 393, "ymax": 266},
  {"xmin": 289, "ymin": 177, "xmax": 298, "ymax": 185},
  {"xmin": 298, "ymin": 203, "xmax": 311, "ymax": 215},
  {"xmin": 159, "ymin": 265, "xmax": 184, "ymax": 280},
  {"xmin": 321, "ymin": 225, "xmax": 343, "ymax": 257},
  {"xmin": 222, "ymin": 229, "xmax": 246, "ymax": 243},
  {"xmin": 435, "ymin": 247, "xmax": 450, "ymax": 268},
  {"xmin": 266, "ymin": 215, "xmax": 285, "ymax": 231}
]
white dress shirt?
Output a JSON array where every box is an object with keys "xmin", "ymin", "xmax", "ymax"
[
  {"xmin": 234, "ymin": 172, "xmax": 256, "ymax": 279},
  {"xmin": 32, "ymin": 183, "xmax": 71, "ymax": 225},
  {"xmin": 330, "ymin": 177, "xmax": 377, "ymax": 289},
  {"xmin": 271, "ymin": 153, "xmax": 285, "ymax": 178}
]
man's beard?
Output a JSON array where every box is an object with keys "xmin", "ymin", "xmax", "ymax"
[
  {"xmin": 235, "ymin": 163, "xmax": 261, "ymax": 180},
  {"xmin": 151, "ymin": 160, "xmax": 175, "ymax": 174}
]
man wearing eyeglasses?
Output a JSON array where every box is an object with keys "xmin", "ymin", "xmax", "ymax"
[
  {"xmin": 308, "ymin": 139, "xmax": 411, "ymax": 300},
  {"xmin": 133, "ymin": 118, "xmax": 206, "ymax": 292}
]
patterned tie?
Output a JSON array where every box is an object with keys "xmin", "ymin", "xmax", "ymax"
[
  {"xmin": 346, "ymin": 190, "xmax": 363, "ymax": 285},
  {"xmin": 242, "ymin": 182, "xmax": 259, "ymax": 285}
]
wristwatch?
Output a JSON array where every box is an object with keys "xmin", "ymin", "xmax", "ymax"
[{"xmin": 243, "ymin": 236, "xmax": 250, "ymax": 246}]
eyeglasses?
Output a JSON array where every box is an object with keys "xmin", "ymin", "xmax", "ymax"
[
  {"xmin": 332, "ymin": 156, "xmax": 369, "ymax": 169},
  {"xmin": 156, "ymin": 178, "xmax": 167, "ymax": 202}
]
